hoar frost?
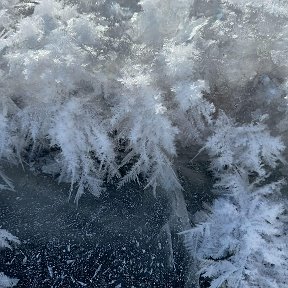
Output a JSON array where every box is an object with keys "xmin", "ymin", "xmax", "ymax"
[{"xmin": 0, "ymin": 0, "xmax": 288, "ymax": 287}]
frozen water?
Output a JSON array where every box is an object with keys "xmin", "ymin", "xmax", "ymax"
[{"xmin": 0, "ymin": 160, "xmax": 212, "ymax": 287}]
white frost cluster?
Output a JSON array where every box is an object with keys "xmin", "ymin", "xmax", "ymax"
[
  {"xmin": 0, "ymin": 1, "xmax": 288, "ymax": 287},
  {"xmin": 0, "ymin": 230, "xmax": 19, "ymax": 288}
]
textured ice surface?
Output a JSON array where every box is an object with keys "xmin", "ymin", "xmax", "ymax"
[
  {"xmin": 0, "ymin": 162, "xmax": 212, "ymax": 287},
  {"xmin": 0, "ymin": 166, "xmax": 177, "ymax": 287}
]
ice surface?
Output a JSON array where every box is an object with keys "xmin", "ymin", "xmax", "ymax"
[{"xmin": 0, "ymin": 160, "xmax": 212, "ymax": 287}]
